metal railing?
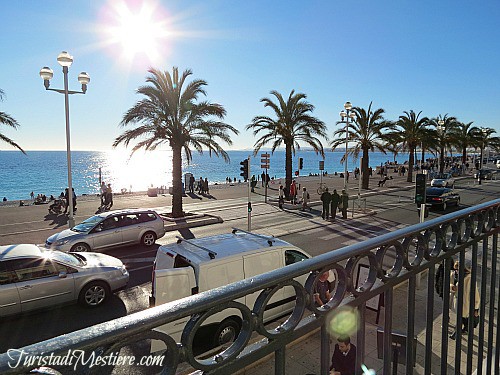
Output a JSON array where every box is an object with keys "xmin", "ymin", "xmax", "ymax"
[{"xmin": 0, "ymin": 199, "xmax": 499, "ymax": 375}]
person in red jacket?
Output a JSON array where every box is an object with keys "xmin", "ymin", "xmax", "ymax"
[{"xmin": 330, "ymin": 336, "xmax": 356, "ymax": 375}]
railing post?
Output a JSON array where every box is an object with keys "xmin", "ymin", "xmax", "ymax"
[
  {"xmin": 320, "ymin": 323, "xmax": 330, "ymax": 375},
  {"xmin": 406, "ymin": 275, "xmax": 416, "ymax": 375},
  {"xmin": 383, "ymin": 288, "xmax": 393, "ymax": 374},
  {"xmin": 487, "ymin": 233, "xmax": 498, "ymax": 375},
  {"xmin": 477, "ymin": 238, "xmax": 489, "ymax": 374},
  {"xmin": 275, "ymin": 346, "xmax": 285, "ymax": 375}
]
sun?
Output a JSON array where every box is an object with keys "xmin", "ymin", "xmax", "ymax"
[{"xmin": 100, "ymin": 0, "xmax": 171, "ymax": 66}]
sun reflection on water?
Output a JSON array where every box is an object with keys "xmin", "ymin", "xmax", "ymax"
[{"xmin": 97, "ymin": 149, "xmax": 173, "ymax": 193}]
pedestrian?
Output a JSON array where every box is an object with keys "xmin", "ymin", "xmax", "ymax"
[
  {"xmin": 290, "ymin": 180, "xmax": 297, "ymax": 205},
  {"xmin": 320, "ymin": 187, "xmax": 331, "ymax": 219},
  {"xmin": 204, "ymin": 177, "xmax": 209, "ymax": 194},
  {"xmin": 198, "ymin": 177, "xmax": 204, "ymax": 194},
  {"xmin": 340, "ymin": 189, "xmax": 349, "ymax": 219},
  {"xmin": 330, "ymin": 189, "xmax": 340, "ymax": 220},
  {"xmin": 278, "ymin": 185, "xmax": 284, "ymax": 209},
  {"xmin": 401, "ymin": 165, "xmax": 406, "ymax": 176},
  {"xmin": 30, "ymin": 191, "xmax": 34, "ymax": 200},
  {"xmin": 100, "ymin": 181, "xmax": 107, "ymax": 204},
  {"xmin": 189, "ymin": 175, "xmax": 195, "ymax": 193},
  {"xmin": 72, "ymin": 188, "xmax": 77, "ymax": 212},
  {"xmin": 346, "ymin": 171, "xmax": 350, "ymax": 183},
  {"xmin": 251, "ymin": 175, "xmax": 256, "ymax": 192},
  {"xmin": 449, "ymin": 259, "xmax": 480, "ymax": 340},
  {"xmin": 330, "ymin": 336, "xmax": 357, "ymax": 375},
  {"xmin": 314, "ymin": 271, "xmax": 331, "ymax": 306},
  {"xmin": 63, "ymin": 188, "xmax": 69, "ymax": 214},
  {"xmin": 261, "ymin": 172, "xmax": 265, "ymax": 187},
  {"xmin": 106, "ymin": 183, "xmax": 113, "ymax": 209},
  {"xmin": 301, "ymin": 187, "xmax": 311, "ymax": 211}
]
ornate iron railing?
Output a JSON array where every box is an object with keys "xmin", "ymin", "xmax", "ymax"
[{"xmin": 0, "ymin": 199, "xmax": 499, "ymax": 375}]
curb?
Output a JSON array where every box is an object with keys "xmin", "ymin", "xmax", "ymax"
[{"xmin": 162, "ymin": 213, "xmax": 223, "ymax": 232}]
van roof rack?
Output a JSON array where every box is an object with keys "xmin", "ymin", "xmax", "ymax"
[
  {"xmin": 231, "ymin": 228, "xmax": 275, "ymax": 246},
  {"xmin": 176, "ymin": 236, "xmax": 217, "ymax": 259}
]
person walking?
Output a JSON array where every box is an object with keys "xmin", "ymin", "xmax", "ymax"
[
  {"xmin": 105, "ymin": 183, "xmax": 113, "ymax": 209},
  {"xmin": 449, "ymin": 259, "xmax": 480, "ymax": 340},
  {"xmin": 301, "ymin": 187, "xmax": 311, "ymax": 211},
  {"xmin": 63, "ymin": 188, "xmax": 69, "ymax": 214},
  {"xmin": 197, "ymin": 177, "xmax": 204, "ymax": 194},
  {"xmin": 100, "ymin": 181, "xmax": 107, "ymax": 204},
  {"xmin": 278, "ymin": 185, "xmax": 285, "ymax": 209},
  {"xmin": 340, "ymin": 189, "xmax": 349, "ymax": 219},
  {"xmin": 320, "ymin": 187, "xmax": 331, "ymax": 220},
  {"xmin": 290, "ymin": 180, "xmax": 298, "ymax": 205},
  {"xmin": 204, "ymin": 177, "xmax": 209, "ymax": 194},
  {"xmin": 189, "ymin": 175, "xmax": 195, "ymax": 193},
  {"xmin": 330, "ymin": 189, "xmax": 340, "ymax": 220}
]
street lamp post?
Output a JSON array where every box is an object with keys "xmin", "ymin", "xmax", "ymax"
[
  {"xmin": 437, "ymin": 120, "xmax": 445, "ymax": 174},
  {"xmin": 340, "ymin": 101, "xmax": 356, "ymax": 192},
  {"xmin": 478, "ymin": 128, "xmax": 487, "ymax": 185},
  {"xmin": 40, "ymin": 51, "xmax": 90, "ymax": 228}
]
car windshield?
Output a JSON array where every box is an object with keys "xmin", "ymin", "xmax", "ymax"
[
  {"xmin": 46, "ymin": 250, "xmax": 85, "ymax": 267},
  {"xmin": 72, "ymin": 215, "xmax": 103, "ymax": 232},
  {"xmin": 434, "ymin": 174, "xmax": 448, "ymax": 179}
]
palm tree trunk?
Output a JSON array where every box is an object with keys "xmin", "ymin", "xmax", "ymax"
[
  {"xmin": 462, "ymin": 147, "xmax": 467, "ymax": 165},
  {"xmin": 439, "ymin": 147, "xmax": 445, "ymax": 173},
  {"xmin": 171, "ymin": 144, "xmax": 184, "ymax": 217},
  {"xmin": 407, "ymin": 146, "xmax": 414, "ymax": 183},
  {"xmin": 285, "ymin": 143, "xmax": 292, "ymax": 195},
  {"xmin": 362, "ymin": 147, "xmax": 369, "ymax": 189},
  {"xmin": 421, "ymin": 147, "xmax": 425, "ymax": 169}
]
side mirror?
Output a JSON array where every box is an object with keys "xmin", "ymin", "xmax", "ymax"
[{"xmin": 58, "ymin": 271, "xmax": 67, "ymax": 279}]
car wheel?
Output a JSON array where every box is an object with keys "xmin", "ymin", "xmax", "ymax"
[
  {"xmin": 141, "ymin": 231, "xmax": 157, "ymax": 247},
  {"xmin": 70, "ymin": 243, "xmax": 90, "ymax": 252},
  {"xmin": 79, "ymin": 281, "xmax": 110, "ymax": 307},
  {"xmin": 213, "ymin": 318, "xmax": 241, "ymax": 347}
]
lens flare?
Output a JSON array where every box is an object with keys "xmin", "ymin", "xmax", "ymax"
[{"xmin": 326, "ymin": 306, "xmax": 359, "ymax": 337}]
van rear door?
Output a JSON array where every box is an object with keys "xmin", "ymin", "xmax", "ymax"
[{"xmin": 152, "ymin": 266, "xmax": 195, "ymax": 352}]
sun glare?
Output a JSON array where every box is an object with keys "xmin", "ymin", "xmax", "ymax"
[{"xmin": 100, "ymin": 0, "xmax": 171, "ymax": 66}]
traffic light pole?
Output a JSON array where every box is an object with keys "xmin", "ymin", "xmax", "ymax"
[{"xmin": 247, "ymin": 156, "xmax": 251, "ymax": 231}]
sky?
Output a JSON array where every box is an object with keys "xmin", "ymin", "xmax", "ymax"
[{"xmin": 1, "ymin": 0, "xmax": 500, "ymax": 152}]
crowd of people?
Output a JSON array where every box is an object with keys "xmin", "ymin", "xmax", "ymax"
[{"xmin": 187, "ymin": 175, "xmax": 210, "ymax": 195}]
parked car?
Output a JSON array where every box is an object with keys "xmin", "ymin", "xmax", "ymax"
[
  {"xmin": 46, "ymin": 209, "xmax": 166, "ymax": 253},
  {"xmin": 474, "ymin": 169, "xmax": 495, "ymax": 180},
  {"xmin": 430, "ymin": 173, "xmax": 454, "ymax": 188},
  {"xmin": 0, "ymin": 244, "xmax": 129, "ymax": 317},
  {"xmin": 425, "ymin": 187, "xmax": 460, "ymax": 210},
  {"xmin": 497, "ymin": 160, "xmax": 500, "ymax": 169}
]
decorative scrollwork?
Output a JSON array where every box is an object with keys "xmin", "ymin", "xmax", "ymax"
[
  {"xmin": 253, "ymin": 280, "xmax": 307, "ymax": 338},
  {"xmin": 402, "ymin": 233, "xmax": 426, "ymax": 269},
  {"xmin": 181, "ymin": 301, "xmax": 253, "ymax": 372}
]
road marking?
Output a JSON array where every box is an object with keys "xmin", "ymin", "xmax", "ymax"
[{"xmin": 127, "ymin": 264, "xmax": 153, "ymax": 272}]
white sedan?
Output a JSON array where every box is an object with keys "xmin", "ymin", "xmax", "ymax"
[{"xmin": 430, "ymin": 173, "xmax": 454, "ymax": 188}]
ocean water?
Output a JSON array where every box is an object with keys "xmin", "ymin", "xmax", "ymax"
[{"xmin": 0, "ymin": 149, "xmax": 434, "ymax": 201}]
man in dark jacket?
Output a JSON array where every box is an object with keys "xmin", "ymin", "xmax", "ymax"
[
  {"xmin": 330, "ymin": 189, "xmax": 340, "ymax": 220},
  {"xmin": 330, "ymin": 336, "xmax": 356, "ymax": 375},
  {"xmin": 340, "ymin": 189, "xmax": 349, "ymax": 219},
  {"xmin": 320, "ymin": 188, "xmax": 331, "ymax": 220}
]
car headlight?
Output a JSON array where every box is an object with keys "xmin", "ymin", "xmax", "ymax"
[{"xmin": 55, "ymin": 239, "xmax": 71, "ymax": 246}]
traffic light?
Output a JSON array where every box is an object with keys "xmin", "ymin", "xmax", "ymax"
[
  {"xmin": 299, "ymin": 157, "xmax": 304, "ymax": 170},
  {"xmin": 240, "ymin": 159, "xmax": 249, "ymax": 181},
  {"xmin": 415, "ymin": 173, "xmax": 427, "ymax": 205}
]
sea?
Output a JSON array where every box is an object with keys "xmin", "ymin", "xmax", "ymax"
[{"xmin": 0, "ymin": 149, "xmax": 436, "ymax": 201}]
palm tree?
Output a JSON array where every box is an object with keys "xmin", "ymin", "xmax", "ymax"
[
  {"xmin": 449, "ymin": 121, "xmax": 480, "ymax": 166},
  {"xmin": 113, "ymin": 67, "xmax": 238, "ymax": 217},
  {"xmin": 472, "ymin": 127, "xmax": 500, "ymax": 168},
  {"xmin": 330, "ymin": 102, "xmax": 392, "ymax": 189},
  {"xmin": 0, "ymin": 89, "xmax": 25, "ymax": 154},
  {"xmin": 246, "ymin": 90, "xmax": 327, "ymax": 193},
  {"xmin": 428, "ymin": 114, "xmax": 457, "ymax": 173},
  {"xmin": 392, "ymin": 110, "xmax": 430, "ymax": 182}
]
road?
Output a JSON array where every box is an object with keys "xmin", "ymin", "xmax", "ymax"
[{"xmin": 0, "ymin": 177, "xmax": 498, "ymax": 358}]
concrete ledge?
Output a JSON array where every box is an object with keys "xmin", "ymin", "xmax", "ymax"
[{"xmin": 161, "ymin": 213, "xmax": 223, "ymax": 231}]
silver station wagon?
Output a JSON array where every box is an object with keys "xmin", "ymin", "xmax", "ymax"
[
  {"xmin": 45, "ymin": 209, "xmax": 166, "ymax": 253},
  {"xmin": 0, "ymin": 244, "xmax": 129, "ymax": 317}
]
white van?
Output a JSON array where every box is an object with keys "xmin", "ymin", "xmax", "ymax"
[{"xmin": 150, "ymin": 229, "xmax": 311, "ymax": 351}]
